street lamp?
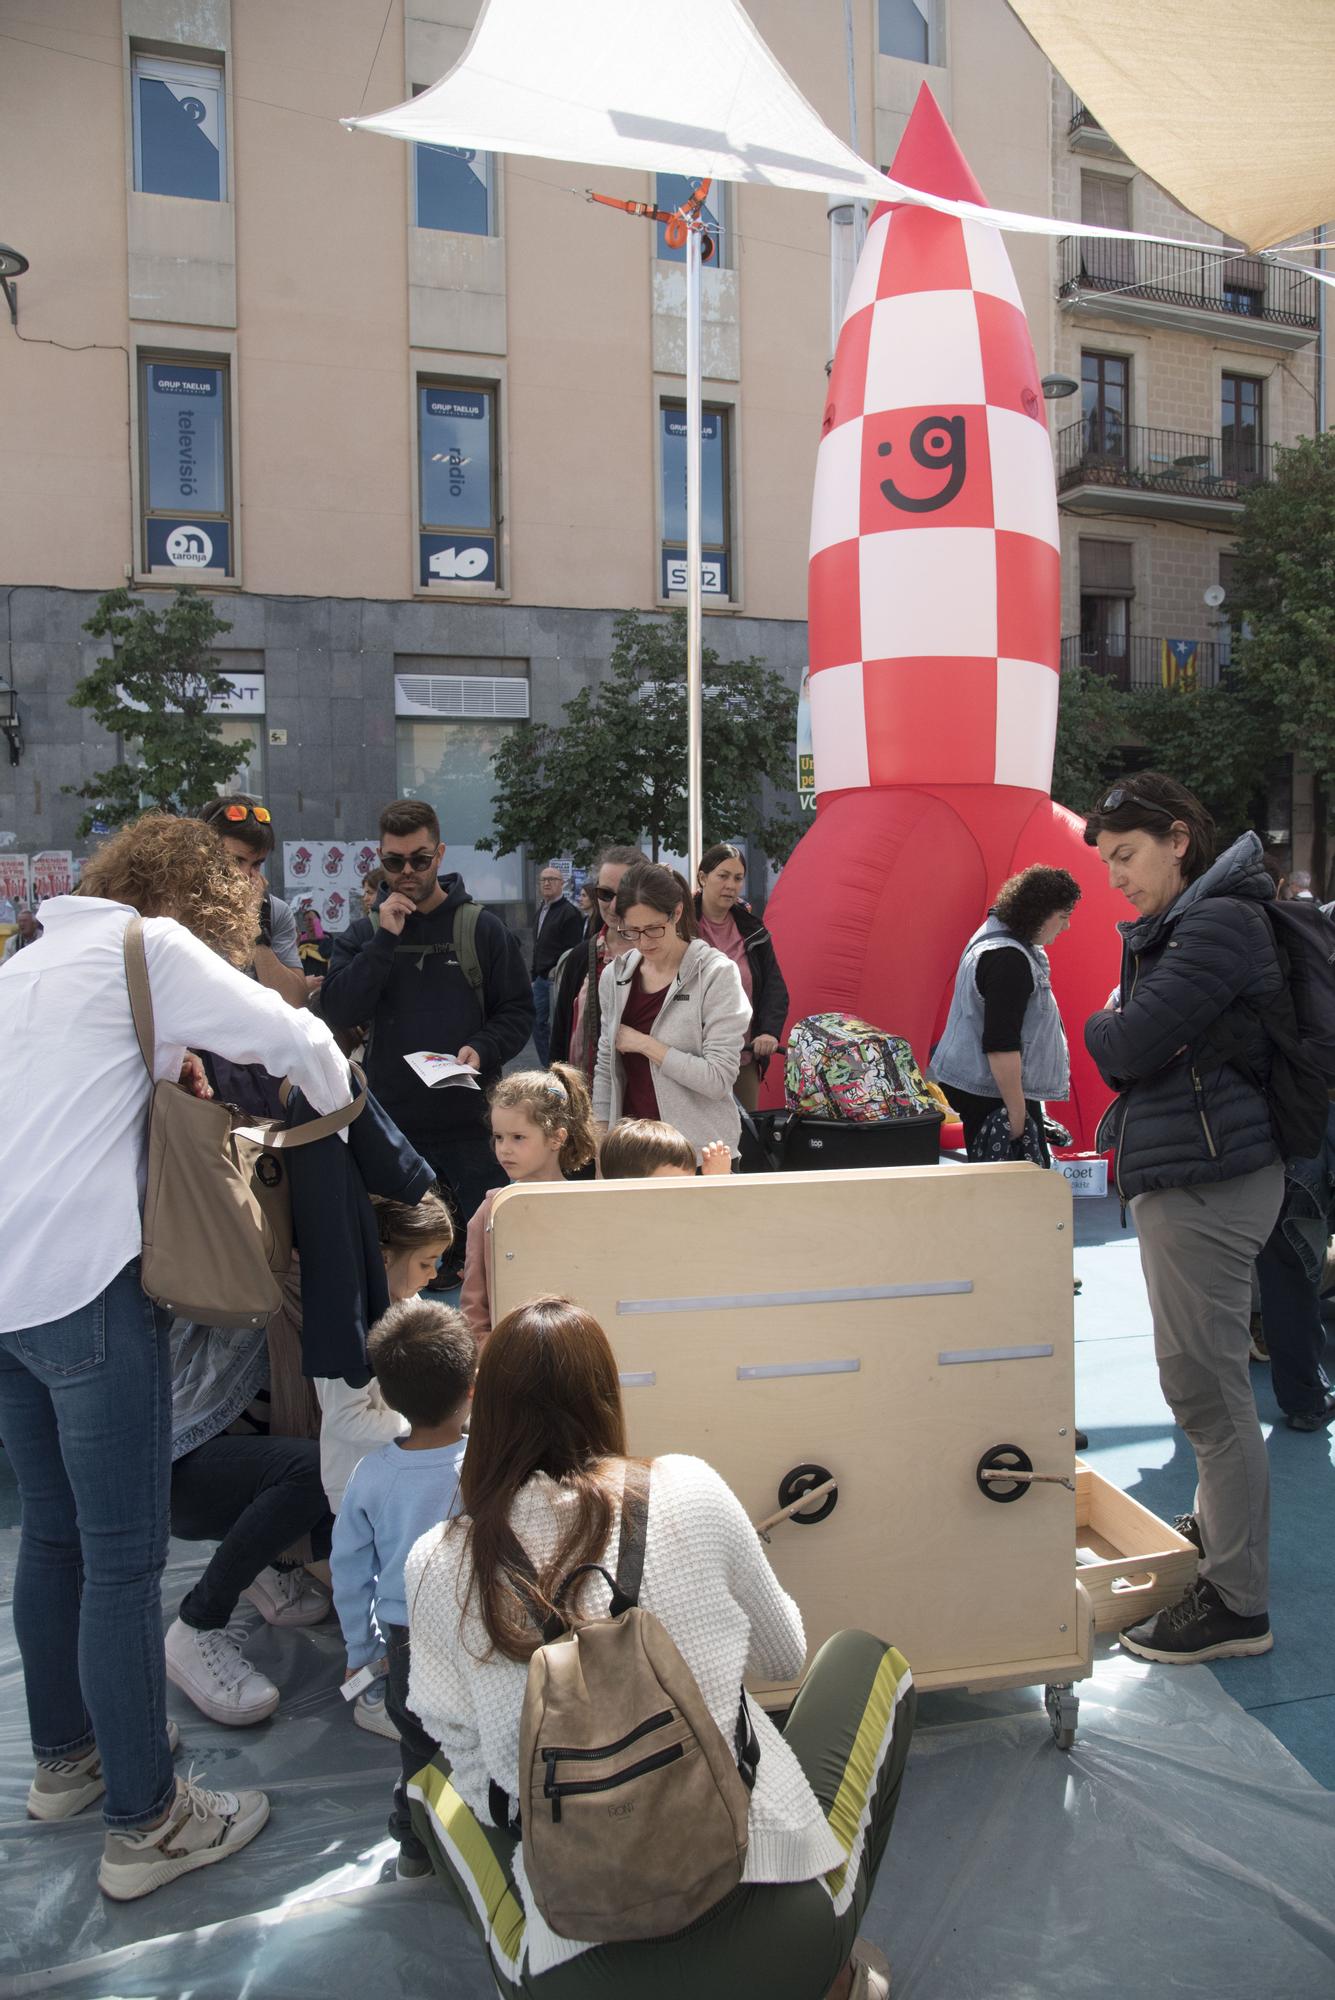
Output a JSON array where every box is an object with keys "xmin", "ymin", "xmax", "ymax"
[
  {"xmin": 0, "ymin": 245, "xmax": 29, "ymax": 328},
  {"xmin": 1041, "ymin": 374, "xmax": 1079, "ymax": 400}
]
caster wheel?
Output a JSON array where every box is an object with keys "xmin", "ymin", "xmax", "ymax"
[{"xmin": 1045, "ymin": 1681, "xmax": 1079, "ymax": 1751}]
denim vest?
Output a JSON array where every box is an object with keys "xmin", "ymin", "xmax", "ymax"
[{"xmin": 930, "ymin": 916, "xmax": 1070, "ymax": 1102}]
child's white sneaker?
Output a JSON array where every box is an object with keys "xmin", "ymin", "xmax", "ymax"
[
  {"xmin": 165, "ymin": 1617, "xmax": 279, "ymax": 1726},
  {"xmin": 98, "ymin": 1771, "xmax": 269, "ymax": 1901},
  {"xmin": 352, "ymin": 1673, "xmax": 398, "ymax": 1740},
  {"xmin": 28, "ymin": 1720, "xmax": 180, "ymax": 1821},
  {"xmin": 242, "ymin": 1564, "xmax": 331, "ymax": 1627}
]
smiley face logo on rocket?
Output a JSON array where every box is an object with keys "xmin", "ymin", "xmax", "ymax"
[
  {"xmin": 859, "ymin": 405, "xmax": 991, "ymax": 533},
  {"xmin": 877, "ymin": 415, "xmax": 967, "ymax": 513}
]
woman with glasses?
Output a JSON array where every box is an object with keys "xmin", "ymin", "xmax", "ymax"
[
  {"xmin": 1083, "ymin": 772, "xmax": 1285, "ymax": 1666},
  {"xmin": 592, "ymin": 861, "xmax": 751, "ymax": 1164},
  {"xmin": 548, "ymin": 845, "xmax": 646, "ymax": 1074}
]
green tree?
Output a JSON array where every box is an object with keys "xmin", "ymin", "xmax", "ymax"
[
  {"xmin": 482, "ymin": 610, "xmax": 804, "ymax": 867},
  {"xmin": 1050, "ymin": 660, "xmax": 1132, "ymax": 815},
  {"xmin": 1127, "ymin": 678, "xmax": 1278, "ymax": 842},
  {"xmin": 66, "ymin": 588, "xmax": 245, "ymax": 836},
  {"xmin": 1228, "ymin": 430, "xmax": 1335, "ymax": 792}
]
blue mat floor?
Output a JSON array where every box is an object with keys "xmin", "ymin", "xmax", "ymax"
[{"xmin": 1073, "ymin": 1190, "xmax": 1335, "ymax": 1787}]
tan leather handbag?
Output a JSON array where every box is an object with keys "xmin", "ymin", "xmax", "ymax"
[{"xmin": 124, "ymin": 917, "xmax": 364, "ymax": 1327}]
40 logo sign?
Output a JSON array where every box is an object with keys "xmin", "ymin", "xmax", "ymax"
[{"xmin": 420, "ymin": 534, "xmax": 497, "ymax": 586}]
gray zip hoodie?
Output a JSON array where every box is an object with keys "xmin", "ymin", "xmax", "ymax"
[{"xmin": 592, "ymin": 937, "xmax": 751, "ymax": 1160}]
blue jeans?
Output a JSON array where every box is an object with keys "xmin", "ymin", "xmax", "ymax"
[
  {"xmin": 531, "ymin": 975, "xmax": 552, "ymax": 1065},
  {"xmin": 0, "ymin": 1263, "xmax": 177, "ymax": 1830}
]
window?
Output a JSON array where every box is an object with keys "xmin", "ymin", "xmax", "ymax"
[
  {"xmin": 1081, "ymin": 352, "xmax": 1130, "ymax": 467},
  {"xmin": 215, "ymin": 716, "xmax": 264, "ymax": 795},
  {"xmin": 395, "ymin": 674, "xmax": 529, "ymax": 913},
  {"xmin": 1222, "ymin": 283, "xmax": 1263, "ymax": 317},
  {"xmin": 1079, "ymin": 539, "xmax": 1133, "ymax": 686},
  {"xmin": 132, "ymin": 53, "xmax": 225, "ymax": 201},
  {"xmin": 660, "ymin": 401, "xmax": 732, "ymax": 600},
  {"xmin": 415, "ymin": 142, "xmax": 494, "ymax": 235},
  {"xmin": 878, "ymin": 0, "xmax": 936, "ymax": 63},
  {"xmin": 655, "ymin": 175, "xmax": 730, "ymax": 269},
  {"xmin": 1079, "ymin": 172, "xmax": 1133, "ymax": 286},
  {"xmin": 140, "ymin": 357, "xmax": 232, "ymax": 573},
  {"xmin": 418, "ymin": 382, "xmax": 499, "ymax": 587},
  {"xmin": 1221, "ymin": 373, "xmax": 1264, "ymax": 484}
]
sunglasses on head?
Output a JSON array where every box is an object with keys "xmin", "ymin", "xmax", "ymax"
[
  {"xmin": 1097, "ymin": 786, "xmax": 1174, "ymax": 820},
  {"xmin": 379, "ymin": 847, "xmax": 438, "ymax": 875},
  {"xmin": 219, "ymin": 803, "xmax": 271, "ymax": 825}
]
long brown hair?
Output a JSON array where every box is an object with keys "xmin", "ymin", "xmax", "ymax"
[
  {"xmin": 456, "ymin": 1296, "xmax": 631, "ymax": 1661},
  {"xmin": 614, "ymin": 861, "xmax": 697, "ymax": 942}
]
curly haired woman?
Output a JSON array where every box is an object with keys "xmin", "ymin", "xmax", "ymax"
[{"xmin": 0, "ymin": 814, "xmax": 351, "ymax": 1902}]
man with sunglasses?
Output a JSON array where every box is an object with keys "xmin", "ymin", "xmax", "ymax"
[
  {"xmin": 199, "ymin": 796, "xmax": 308, "ymax": 1012},
  {"xmin": 319, "ymin": 800, "xmax": 533, "ymax": 1275}
]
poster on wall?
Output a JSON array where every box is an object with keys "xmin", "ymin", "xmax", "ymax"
[
  {"xmin": 283, "ymin": 840, "xmax": 379, "ymax": 934},
  {"xmin": 31, "ymin": 851, "xmax": 74, "ymax": 901},
  {"xmin": 0, "ymin": 855, "xmax": 30, "ymax": 909}
]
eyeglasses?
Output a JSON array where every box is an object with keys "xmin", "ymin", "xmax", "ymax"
[
  {"xmin": 1096, "ymin": 786, "xmax": 1174, "ymax": 820},
  {"xmin": 616, "ymin": 921, "xmax": 669, "ymax": 944},
  {"xmin": 380, "ymin": 847, "xmax": 439, "ymax": 875},
  {"xmin": 218, "ymin": 803, "xmax": 271, "ymax": 825},
  {"xmin": 595, "ymin": 885, "xmax": 618, "ymax": 902}
]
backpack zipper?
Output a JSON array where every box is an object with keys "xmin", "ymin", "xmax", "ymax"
[
  {"xmin": 541, "ymin": 1709, "xmax": 674, "ymax": 1766},
  {"xmin": 1112, "ymin": 957, "xmax": 1141, "ymax": 1225},
  {"xmin": 543, "ymin": 1740, "xmax": 684, "ymax": 1823},
  {"xmin": 1190, "ymin": 1066, "xmax": 1218, "ymax": 1158}
]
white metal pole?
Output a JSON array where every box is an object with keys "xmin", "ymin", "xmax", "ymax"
[
  {"xmin": 843, "ymin": 0, "xmax": 867, "ymax": 261},
  {"xmin": 685, "ymin": 219, "xmax": 704, "ymax": 880}
]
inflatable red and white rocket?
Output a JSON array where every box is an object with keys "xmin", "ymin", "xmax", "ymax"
[{"xmin": 765, "ymin": 87, "xmax": 1124, "ymax": 1148}]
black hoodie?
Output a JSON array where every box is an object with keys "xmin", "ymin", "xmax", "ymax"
[{"xmin": 318, "ymin": 874, "xmax": 534, "ymax": 1139}]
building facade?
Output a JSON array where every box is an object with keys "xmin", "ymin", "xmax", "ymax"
[{"xmin": 0, "ymin": 0, "xmax": 1327, "ymax": 911}]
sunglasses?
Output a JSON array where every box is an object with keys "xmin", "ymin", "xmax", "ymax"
[
  {"xmin": 617, "ymin": 921, "xmax": 670, "ymax": 944},
  {"xmin": 595, "ymin": 885, "xmax": 618, "ymax": 902},
  {"xmin": 1096, "ymin": 786, "xmax": 1174, "ymax": 820},
  {"xmin": 380, "ymin": 848, "xmax": 439, "ymax": 875},
  {"xmin": 219, "ymin": 803, "xmax": 271, "ymax": 825}
]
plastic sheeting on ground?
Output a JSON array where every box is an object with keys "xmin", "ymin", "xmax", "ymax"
[{"xmin": 2, "ymin": 1531, "xmax": 1334, "ymax": 1999}]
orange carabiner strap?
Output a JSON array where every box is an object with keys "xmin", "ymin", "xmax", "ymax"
[{"xmin": 587, "ymin": 177, "xmax": 715, "ymax": 260}]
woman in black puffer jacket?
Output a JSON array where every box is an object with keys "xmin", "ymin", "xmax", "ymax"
[{"xmin": 1084, "ymin": 773, "xmax": 1285, "ymax": 1670}]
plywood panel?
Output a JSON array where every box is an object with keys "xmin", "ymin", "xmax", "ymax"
[{"xmin": 491, "ymin": 1164, "xmax": 1087, "ymax": 1690}]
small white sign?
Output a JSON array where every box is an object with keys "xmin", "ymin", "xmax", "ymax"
[{"xmin": 1055, "ymin": 1156, "xmax": 1108, "ymax": 1198}]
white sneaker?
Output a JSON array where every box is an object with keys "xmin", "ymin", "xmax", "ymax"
[
  {"xmin": 98, "ymin": 1770, "xmax": 270, "ymax": 1901},
  {"xmin": 28, "ymin": 1720, "xmax": 180, "ymax": 1822},
  {"xmin": 353, "ymin": 1674, "xmax": 399, "ymax": 1741},
  {"xmin": 849, "ymin": 1938, "xmax": 892, "ymax": 1999},
  {"xmin": 242, "ymin": 1564, "xmax": 331, "ymax": 1628},
  {"xmin": 165, "ymin": 1617, "xmax": 280, "ymax": 1726}
]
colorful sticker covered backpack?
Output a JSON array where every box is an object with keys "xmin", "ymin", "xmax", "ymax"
[{"xmin": 785, "ymin": 1012, "xmax": 943, "ymax": 1123}]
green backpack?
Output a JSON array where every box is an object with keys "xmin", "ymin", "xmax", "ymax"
[{"xmin": 370, "ymin": 900, "xmax": 486, "ymax": 1019}]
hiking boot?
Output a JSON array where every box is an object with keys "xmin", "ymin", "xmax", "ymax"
[
  {"xmin": 165, "ymin": 1617, "xmax": 280, "ymax": 1726},
  {"xmin": 1120, "ymin": 1579, "xmax": 1272, "ymax": 1664},
  {"xmin": 1248, "ymin": 1315, "xmax": 1269, "ymax": 1363},
  {"xmin": 1173, "ymin": 1512, "xmax": 1204, "ymax": 1556},
  {"xmin": 28, "ymin": 1720, "xmax": 180, "ymax": 1822},
  {"xmin": 242, "ymin": 1564, "xmax": 331, "ymax": 1628},
  {"xmin": 353, "ymin": 1673, "xmax": 398, "ymax": 1740},
  {"xmin": 1286, "ymin": 1391, "xmax": 1335, "ymax": 1432},
  {"xmin": 98, "ymin": 1771, "xmax": 269, "ymax": 1901}
]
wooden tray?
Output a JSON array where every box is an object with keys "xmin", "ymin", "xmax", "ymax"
[{"xmin": 1074, "ymin": 1461, "xmax": 1199, "ymax": 1630}]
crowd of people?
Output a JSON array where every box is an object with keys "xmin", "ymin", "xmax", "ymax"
[{"xmin": 0, "ymin": 768, "xmax": 1331, "ymax": 1994}]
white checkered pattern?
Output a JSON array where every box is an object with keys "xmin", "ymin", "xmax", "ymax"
[{"xmin": 809, "ymin": 200, "xmax": 1059, "ymax": 796}]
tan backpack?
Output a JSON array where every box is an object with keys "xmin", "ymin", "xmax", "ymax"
[
  {"xmin": 124, "ymin": 917, "xmax": 365, "ymax": 1327},
  {"xmin": 494, "ymin": 1462, "xmax": 760, "ymax": 1944}
]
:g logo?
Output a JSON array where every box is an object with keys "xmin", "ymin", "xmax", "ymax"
[
  {"xmin": 877, "ymin": 415, "xmax": 967, "ymax": 514},
  {"xmin": 166, "ymin": 525, "xmax": 214, "ymax": 567}
]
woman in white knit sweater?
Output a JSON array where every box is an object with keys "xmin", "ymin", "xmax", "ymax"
[{"xmin": 405, "ymin": 1296, "xmax": 916, "ymax": 1998}]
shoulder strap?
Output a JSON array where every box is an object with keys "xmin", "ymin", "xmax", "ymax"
[
  {"xmin": 613, "ymin": 1461, "xmax": 651, "ymax": 1609},
  {"xmin": 233, "ymin": 1061, "xmax": 368, "ymax": 1149},
  {"xmin": 454, "ymin": 902, "xmax": 485, "ymax": 1003},
  {"xmin": 123, "ymin": 917, "xmax": 156, "ymax": 1078}
]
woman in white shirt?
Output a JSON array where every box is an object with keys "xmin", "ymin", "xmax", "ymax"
[
  {"xmin": 405, "ymin": 1295, "xmax": 916, "ymax": 1998},
  {"xmin": 0, "ymin": 815, "xmax": 351, "ymax": 1903}
]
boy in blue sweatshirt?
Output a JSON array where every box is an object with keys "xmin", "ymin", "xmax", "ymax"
[{"xmin": 332, "ymin": 1298, "xmax": 476, "ymax": 1877}]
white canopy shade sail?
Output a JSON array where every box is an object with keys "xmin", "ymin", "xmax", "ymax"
[
  {"xmin": 1005, "ymin": 0, "xmax": 1335, "ymax": 252},
  {"xmin": 343, "ymin": 0, "xmax": 1254, "ymax": 252}
]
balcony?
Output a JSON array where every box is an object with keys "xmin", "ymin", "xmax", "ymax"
[
  {"xmin": 1061, "ymin": 635, "xmax": 1223, "ymax": 692},
  {"xmin": 1056, "ymin": 421, "xmax": 1272, "ymax": 527},
  {"xmin": 1067, "ymin": 99, "xmax": 1126, "ymax": 160},
  {"xmin": 1058, "ymin": 236, "xmax": 1318, "ymax": 349}
]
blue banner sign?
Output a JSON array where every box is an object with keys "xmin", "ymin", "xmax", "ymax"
[
  {"xmin": 420, "ymin": 532, "xmax": 497, "ymax": 586},
  {"xmin": 147, "ymin": 517, "xmax": 231, "ymax": 573}
]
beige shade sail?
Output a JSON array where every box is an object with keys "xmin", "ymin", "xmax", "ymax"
[{"xmin": 1006, "ymin": 0, "xmax": 1335, "ymax": 250}]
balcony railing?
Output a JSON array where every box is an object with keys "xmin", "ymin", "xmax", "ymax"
[
  {"xmin": 1061, "ymin": 634, "xmax": 1222, "ymax": 692},
  {"xmin": 1068, "ymin": 99, "xmax": 1102, "ymax": 134},
  {"xmin": 1059, "ymin": 235, "xmax": 1319, "ymax": 330},
  {"xmin": 1057, "ymin": 421, "xmax": 1272, "ymax": 502}
]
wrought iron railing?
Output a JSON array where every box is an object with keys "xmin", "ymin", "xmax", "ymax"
[
  {"xmin": 1060, "ymin": 634, "xmax": 1222, "ymax": 692},
  {"xmin": 1056, "ymin": 420, "xmax": 1272, "ymax": 500},
  {"xmin": 1068, "ymin": 99, "xmax": 1102, "ymax": 135},
  {"xmin": 1059, "ymin": 235, "xmax": 1318, "ymax": 329}
]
